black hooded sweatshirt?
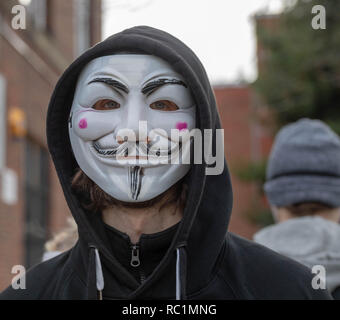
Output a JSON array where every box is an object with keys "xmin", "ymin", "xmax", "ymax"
[{"xmin": 0, "ymin": 26, "xmax": 332, "ymax": 300}]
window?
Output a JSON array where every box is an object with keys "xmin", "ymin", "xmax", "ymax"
[
  {"xmin": 24, "ymin": 139, "xmax": 49, "ymax": 268},
  {"xmin": 0, "ymin": 74, "xmax": 6, "ymax": 172},
  {"xmin": 74, "ymin": 0, "xmax": 91, "ymax": 57},
  {"xmin": 19, "ymin": 0, "xmax": 49, "ymax": 32}
]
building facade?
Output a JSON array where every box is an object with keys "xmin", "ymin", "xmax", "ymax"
[{"xmin": 0, "ymin": 0, "xmax": 101, "ymax": 290}]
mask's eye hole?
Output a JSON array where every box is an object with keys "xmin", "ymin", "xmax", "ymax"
[
  {"xmin": 92, "ymin": 99, "xmax": 120, "ymax": 110},
  {"xmin": 150, "ymin": 100, "xmax": 179, "ymax": 111}
]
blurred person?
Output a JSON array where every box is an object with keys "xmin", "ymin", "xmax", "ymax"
[
  {"xmin": 42, "ymin": 217, "xmax": 78, "ymax": 262},
  {"xmin": 0, "ymin": 27, "xmax": 331, "ymax": 300},
  {"xmin": 254, "ymin": 118, "xmax": 340, "ymax": 299}
]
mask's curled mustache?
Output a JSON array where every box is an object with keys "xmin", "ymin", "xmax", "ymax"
[{"xmin": 92, "ymin": 137, "xmax": 181, "ymax": 158}]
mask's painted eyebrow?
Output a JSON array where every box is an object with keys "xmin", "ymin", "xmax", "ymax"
[
  {"xmin": 88, "ymin": 77, "xmax": 129, "ymax": 94},
  {"xmin": 141, "ymin": 78, "xmax": 187, "ymax": 96}
]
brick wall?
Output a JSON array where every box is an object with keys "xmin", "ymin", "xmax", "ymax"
[
  {"xmin": 214, "ymin": 85, "xmax": 263, "ymax": 238},
  {"xmin": 47, "ymin": 0, "xmax": 75, "ymax": 61}
]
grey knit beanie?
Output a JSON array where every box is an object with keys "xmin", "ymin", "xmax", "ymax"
[{"xmin": 264, "ymin": 118, "xmax": 340, "ymax": 208}]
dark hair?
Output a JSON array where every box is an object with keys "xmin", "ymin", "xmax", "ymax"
[
  {"xmin": 285, "ymin": 202, "xmax": 334, "ymax": 216},
  {"xmin": 71, "ymin": 168, "xmax": 119, "ymax": 212},
  {"xmin": 71, "ymin": 168, "xmax": 187, "ymax": 213}
]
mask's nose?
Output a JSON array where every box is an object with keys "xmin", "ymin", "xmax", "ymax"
[{"xmin": 116, "ymin": 100, "xmax": 148, "ymax": 144}]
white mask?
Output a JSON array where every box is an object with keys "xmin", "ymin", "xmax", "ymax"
[{"xmin": 68, "ymin": 54, "xmax": 196, "ymax": 202}]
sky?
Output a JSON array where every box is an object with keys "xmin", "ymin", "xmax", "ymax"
[{"xmin": 103, "ymin": 0, "xmax": 285, "ymax": 85}]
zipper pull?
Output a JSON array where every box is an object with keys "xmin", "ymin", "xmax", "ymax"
[{"xmin": 130, "ymin": 244, "xmax": 140, "ymax": 267}]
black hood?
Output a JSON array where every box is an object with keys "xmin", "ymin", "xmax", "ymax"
[{"xmin": 46, "ymin": 26, "xmax": 233, "ymax": 299}]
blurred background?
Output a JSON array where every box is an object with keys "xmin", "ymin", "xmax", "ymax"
[{"xmin": 0, "ymin": 0, "xmax": 339, "ymax": 290}]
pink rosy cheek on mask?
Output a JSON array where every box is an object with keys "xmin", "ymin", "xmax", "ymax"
[
  {"xmin": 78, "ymin": 118, "xmax": 88, "ymax": 129},
  {"xmin": 176, "ymin": 122, "xmax": 188, "ymax": 131}
]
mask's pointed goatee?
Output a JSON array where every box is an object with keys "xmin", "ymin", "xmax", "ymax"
[{"xmin": 129, "ymin": 166, "xmax": 143, "ymax": 200}]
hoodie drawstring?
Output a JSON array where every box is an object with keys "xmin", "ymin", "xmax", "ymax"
[
  {"xmin": 176, "ymin": 245, "xmax": 187, "ymax": 300},
  {"xmin": 87, "ymin": 245, "xmax": 105, "ymax": 300},
  {"xmin": 94, "ymin": 248, "xmax": 105, "ymax": 299},
  {"xmin": 88, "ymin": 244, "xmax": 185, "ymax": 300}
]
